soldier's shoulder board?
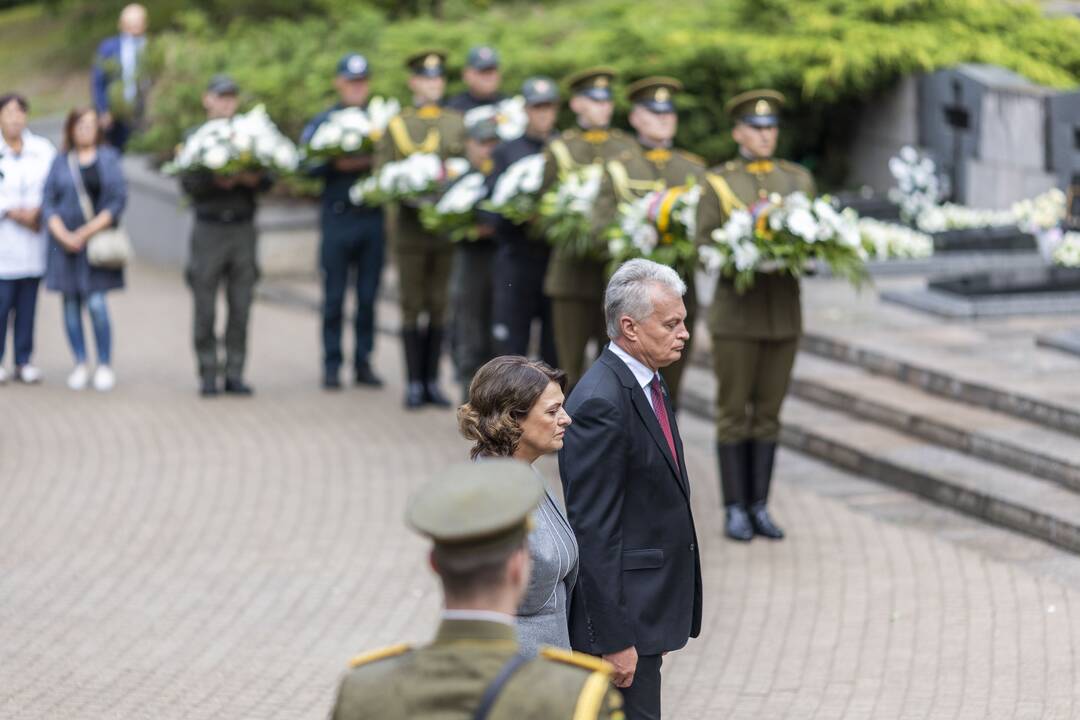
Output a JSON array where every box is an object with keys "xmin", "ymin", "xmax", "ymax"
[
  {"xmin": 539, "ymin": 647, "xmax": 613, "ymax": 675},
  {"xmin": 562, "ymin": 128, "xmax": 581, "ymax": 140},
  {"xmin": 348, "ymin": 643, "xmax": 412, "ymax": 669},
  {"xmin": 676, "ymin": 149, "xmax": 706, "ymax": 167},
  {"xmin": 778, "ymin": 159, "xmax": 812, "ymax": 176}
]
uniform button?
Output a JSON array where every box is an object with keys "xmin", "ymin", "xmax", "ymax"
[{"xmin": 689, "ymin": 543, "xmax": 696, "ymax": 552}]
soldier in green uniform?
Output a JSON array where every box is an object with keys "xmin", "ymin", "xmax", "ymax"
[
  {"xmin": 541, "ymin": 67, "xmax": 640, "ymax": 389},
  {"xmin": 376, "ymin": 50, "xmax": 466, "ymax": 409},
  {"xmin": 330, "ymin": 460, "xmax": 624, "ymax": 720},
  {"xmin": 696, "ymin": 89, "xmax": 815, "ymax": 542}
]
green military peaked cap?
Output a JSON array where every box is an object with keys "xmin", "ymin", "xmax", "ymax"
[
  {"xmin": 725, "ymin": 89, "xmax": 785, "ymax": 127},
  {"xmin": 564, "ymin": 66, "xmax": 618, "ymax": 102},
  {"xmin": 406, "ymin": 49, "xmax": 449, "ymax": 77},
  {"xmin": 407, "ymin": 459, "xmax": 543, "ymax": 559},
  {"xmin": 627, "ymin": 76, "xmax": 683, "ymax": 113}
]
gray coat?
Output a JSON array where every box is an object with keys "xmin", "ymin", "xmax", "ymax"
[{"xmin": 516, "ymin": 475, "xmax": 579, "ymax": 656}]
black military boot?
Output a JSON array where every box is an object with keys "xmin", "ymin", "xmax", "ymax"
[
  {"xmin": 749, "ymin": 439, "xmax": 785, "ymax": 539},
  {"xmin": 718, "ymin": 441, "xmax": 753, "ymax": 541},
  {"xmin": 422, "ymin": 326, "xmax": 452, "ymax": 408},
  {"xmin": 402, "ymin": 328, "xmax": 426, "ymax": 409}
]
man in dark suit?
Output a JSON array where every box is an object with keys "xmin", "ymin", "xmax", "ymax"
[
  {"xmin": 559, "ymin": 258, "xmax": 703, "ymax": 720},
  {"xmin": 91, "ymin": 4, "xmax": 149, "ymax": 151}
]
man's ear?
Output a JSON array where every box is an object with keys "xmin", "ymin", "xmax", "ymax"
[{"xmin": 619, "ymin": 315, "xmax": 638, "ymax": 342}]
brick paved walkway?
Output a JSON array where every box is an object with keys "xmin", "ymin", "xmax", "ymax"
[{"xmin": 3, "ymin": 265, "xmax": 1079, "ymax": 719}]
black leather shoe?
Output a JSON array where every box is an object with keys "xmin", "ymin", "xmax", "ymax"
[
  {"xmin": 224, "ymin": 378, "xmax": 254, "ymax": 396},
  {"xmin": 725, "ymin": 505, "xmax": 754, "ymax": 541},
  {"xmin": 405, "ymin": 380, "xmax": 426, "ymax": 409},
  {"xmin": 199, "ymin": 376, "xmax": 218, "ymax": 397},
  {"xmin": 353, "ymin": 363, "xmax": 383, "ymax": 387},
  {"xmin": 323, "ymin": 371, "xmax": 342, "ymax": 390},
  {"xmin": 424, "ymin": 381, "xmax": 452, "ymax": 408},
  {"xmin": 749, "ymin": 503, "xmax": 785, "ymax": 539}
]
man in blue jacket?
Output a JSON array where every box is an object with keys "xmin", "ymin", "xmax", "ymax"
[
  {"xmin": 91, "ymin": 3, "xmax": 149, "ymax": 151},
  {"xmin": 300, "ymin": 54, "xmax": 386, "ymax": 390}
]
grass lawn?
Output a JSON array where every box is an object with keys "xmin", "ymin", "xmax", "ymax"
[{"xmin": 0, "ymin": 3, "xmax": 94, "ymax": 119}]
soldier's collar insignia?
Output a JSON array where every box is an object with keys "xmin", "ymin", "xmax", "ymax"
[
  {"xmin": 746, "ymin": 159, "xmax": 774, "ymax": 174},
  {"xmin": 582, "ymin": 129, "xmax": 609, "ymax": 143},
  {"xmin": 417, "ymin": 105, "xmax": 442, "ymax": 119},
  {"xmin": 645, "ymin": 148, "xmax": 671, "ymax": 163}
]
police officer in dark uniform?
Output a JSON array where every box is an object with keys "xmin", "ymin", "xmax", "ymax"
[
  {"xmin": 542, "ymin": 67, "xmax": 640, "ymax": 389},
  {"xmin": 695, "ymin": 89, "xmax": 815, "ymax": 541},
  {"xmin": 444, "ymin": 46, "xmax": 506, "ymax": 115},
  {"xmin": 300, "ymin": 53, "xmax": 385, "ymax": 390},
  {"xmin": 449, "ymin": 116, "xmax": 500, "ymax": 400},
  {"xmin": 485, "ymin": 76, "xmax": 561, "ymax": 364},
  {"xmin": 375, "ymin": 50, "xmax": 466, "ymax": 409},
  {"xmin": 179, "ymin": 75, "xmax": 271, "ymax": 398}
]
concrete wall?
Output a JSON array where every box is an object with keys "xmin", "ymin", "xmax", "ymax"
[{"xmin": 846, "ymin": 76, "xmax": 921, "ymax": 193}]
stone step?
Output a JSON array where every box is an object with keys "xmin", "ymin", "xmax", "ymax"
[
  {"xmin": 679, "ymin": 363, "xmax": 1080, "ymax": 554},
  {"xmin": 791, "ymin": 353, "xmax": 1080, "ymax": 494},
  {"xmin": 799, "ymin": 331, "xmax": 1080, "ymax": 437}
]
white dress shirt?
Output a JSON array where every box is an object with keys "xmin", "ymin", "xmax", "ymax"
[
  {"xmin": 0, "ymin": 130, "xmax": 55, "ymax": 279},
  {"xmin": 120, "ymin": 34, "xmax": 146, "ymax": 104},
  {"xmin": 608, "ymin": 340, "xmax": 659, "ymax": 412}
]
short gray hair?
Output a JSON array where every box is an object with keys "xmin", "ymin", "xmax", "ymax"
[{"xmin": 604, "ymin": 259, "xmax": 687, "ymax": 340}]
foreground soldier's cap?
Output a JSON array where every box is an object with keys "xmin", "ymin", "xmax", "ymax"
[
  {"xmin": 337, "ymin": 53, "xmax": 370, "ymax": 80},
  {"xmin": 725, "ymin": 89, "xmax": 785, "ymax": 128},
  {"xmin": 406, "ymin": 49, "xmax": 448, "ymax": 78},
  {"xmin": 466, "ymin": 45, "xmax": 500, "ymax": 71},
  {"xmin": 522, "ymin": 76, "xmax": 559, "ymax": 105},
  {"xmin": 565, "ymin": 66, "xmax": 617, "ymax": 102},
  {"xmin": 206, "ymin": 74, "xmax": 239, "ymax": 96},
  {"xmin": 406, "ymin": 460, "xmax": 543, "ymax": 562},
  {"xmin": 627, "ymin": 76, "xmax": 683, "ymax": 114}
]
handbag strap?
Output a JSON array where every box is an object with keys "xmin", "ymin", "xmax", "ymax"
[
  {"xmin": 67, "ymin": 152, "xmax": 96, "ymax": 224},
  {"xmin": 473, "ymin": 652, "xmax": 533, "ymax": 720}
]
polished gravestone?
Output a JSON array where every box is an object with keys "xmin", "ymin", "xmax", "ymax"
[{"xmin": 881, "ymin": 265, "xmax": 1080, "ymax": 317}]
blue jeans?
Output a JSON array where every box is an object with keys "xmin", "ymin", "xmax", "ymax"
[
  {"xmin": 0, "ymin": 277, "xmax": 40, "ymax": 366},
  {"xmin": 63, "ymin": 292, "xmax": 111, "ymax": 365},
  {"xmin": 320, "ymin": 209, "xmax": 384, "ymax": 373}
]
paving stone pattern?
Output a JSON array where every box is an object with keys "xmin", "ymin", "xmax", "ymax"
[{"xmin": 3, "ymin": 266, "xmax": 1080, "ymax": 718}]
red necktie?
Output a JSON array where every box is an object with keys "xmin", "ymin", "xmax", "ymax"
[{"xmin": 649, "ymin": 375, "xmax": 679, "ymax": 472}]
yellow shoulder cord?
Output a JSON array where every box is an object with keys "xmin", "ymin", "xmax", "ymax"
[
  {"xmin": 548, "ymin": 139, "xmax": 576, "ymax": 175},
  {"xmin": 705, "ymin": 173, "xmax": 744, "ymax": 216},
  {"xmin": 388, "ymin": 115, "xmax": 440, "ymax": 157},
  {"xmin": 605, "ymin": 160, "xmax": 639, "ymax": 203},
  {"xmin": 572, "ymin": 671, "xmax": 613, "ymax": 720}
]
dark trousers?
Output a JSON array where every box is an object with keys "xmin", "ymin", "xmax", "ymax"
[
  {"xmin": 186, "ymin": 220, "xmax": 259, "ymax": 381},
  {"xmin": 320, "ymin": 210, "xmax": 385, "ymax": 374},
  {"xmin": 491, "ymin": 241, "xmax": 556, "ymax": 364},
  {"xmin": 622, "ymin": 654, "xmax": 663, "ymax": 720},
  {"xmin": 449, "ymin": 241, "xmax": 495, "ymax": 387},
  {"xmin": 0, "ymin": 276, "xmax": 40, "ymax": 366},
  {"xmin": 105, "ymin": 121, "xmax": 132, "ymax": 152}
]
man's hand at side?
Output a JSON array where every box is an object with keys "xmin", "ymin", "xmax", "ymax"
[{"xmin": 603, "ymin": 645, "xmax": 638, "ymax": 688}]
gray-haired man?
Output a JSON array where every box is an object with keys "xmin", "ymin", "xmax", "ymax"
[{"xmin": 558, "ymin": 259, "xmax": 703, "ymax": 720}]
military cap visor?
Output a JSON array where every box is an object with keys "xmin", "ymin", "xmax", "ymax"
[
  {"xmin": 337, "ymin": 53, "xmax": 370, "ymax": 80},
  {"xmin": 467, "ymin": 46, "xmax": 500, "ymax": 70},
  {"xmin": 565, "ymin": 66, "xmax": 617, "ymax": 102},
  {"xmin": 627, "ymin": 76, "xmax": 683, "ymax": 114},
  {"xmin": 406, "ymin": 50, "xmax": 448, "ymax": 77},
  {"xmin": 206, "ymin": 74, "xmax": 239, "ymax": 96},
  {"xmin": 406, "ymin": 460, "xmax": 543, "ymax": 553},
  {"xmin": 726, "ymin": 89, "xmax": 785, "ymax": 127}
]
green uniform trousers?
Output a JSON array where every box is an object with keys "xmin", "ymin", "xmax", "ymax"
[
  {"xmin": 711, "ymin": 335, "xmax": 798, "ymax": 442},
  {"xmin": 552, "ymin": 297, "xmax": 606, "ymax": 389},
  {"xmin": 394, "ymin": 207, "xmax": 453, "ymax": 327},
  {"xmin": 186, "ymin": 219, "xmax": 259, "ymax": 381}
]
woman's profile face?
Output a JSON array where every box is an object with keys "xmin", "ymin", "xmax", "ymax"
[{"xmin": 517, "ymin": 381, "xmax": 571, "ymax": 457}]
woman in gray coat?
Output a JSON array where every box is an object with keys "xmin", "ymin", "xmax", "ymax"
[{"xmin": 458, "ymin": 356, "xmax": 579, "ymax": 655}]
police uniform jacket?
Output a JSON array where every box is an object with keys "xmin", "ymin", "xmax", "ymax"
[
  {"xmin": 480, "ymin": 132, "xmax": 551, "ymax": 247},
  {"xmin": 300, "ymin": 103, "xmax": 381, "ymax": 218}
]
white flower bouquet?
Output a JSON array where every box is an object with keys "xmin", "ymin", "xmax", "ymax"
[
  {"xmin": 606, "ymin": 181, "xmax": 702, "ymax": 274},
  {"xmin": 915, "ymin": 202, "xmax": 1016, "ymax": 233},
  {"xmin": 349, "ymin": 153, "xmax": 470, "ymax": 207},
  {"xmin": 164, "ymin": 104, "xmax": 298, "ymax": 175},
  {"xmin": 858, "ymin": 217, "xmax": 934, "ymax": 260},
  {"xmin": 537, "ymin": 163, "xmax": 604, "ymax": 258},
  {"xmin": 464, "ymin": 95, "xmax": 527, "ymax": 142},
  {"xmin": 888, "ymin": 146, "xmax": 941, "ymax": 224},
  {"xmin": 700, "ymin": 192, "xmax": 868, "ymax": 293},
  {"xmin": 1052, "ymin": 231, "xmax": 1080, "ymax": 267},
  {"xmin": 1012, "ymin": 188, "xmax": 1066, "ymax": 233},
  {"xmin": 419, "ymin": 171, "xmax": 488, "ymax": 242},
  {"xmin": 300, "ymin": 97, "xmax": 401, "ymax": 162},
  {"xmin": 481, "ymin": 153, "xmax": 545, "ymax": 224}
]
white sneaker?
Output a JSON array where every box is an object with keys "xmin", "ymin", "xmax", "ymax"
[
  {"xmin": 67, "ymin": 364, "xmax": 90, "ymax": 390},
  {"xmin": 0, "ymin": 366, "xmax": 8, "ymax": 385},
  {"xmin": 92, "ymin": 365, "xmax": 116, "ymax": 392},
  {"xmin": 16, "ymin": 364, "xmax": 42, "ymax": 384}
]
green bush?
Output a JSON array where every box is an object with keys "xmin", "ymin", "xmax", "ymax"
[{"xmin": 136, "ymin": 0, "xmax": 1080, "ymax": 190}]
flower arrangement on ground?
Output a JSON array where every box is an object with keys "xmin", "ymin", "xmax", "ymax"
[
  {"xmin": 1051, "ymin": 231, "xmax": 1080, "ymax": 267},
  {"xmin": 606, "ymin": 181, "xmax": 702, "ymax": 274},
  {"xmin": 858, "ymin": 217, "xmax": 934, "ymax": 260},
  {"xmin": 164, "ymin": 104, "xmax": 298, "ymax": 175},
  {"xmin": 699, "ymin": 192, "xmax": 868, "ymax": 293},
  {"xmin": 349, "ymin": 153, "xmax": 470, "ymax": 207},
  {"xmin": 536, "ymin": 163, "xmax": 604, "ymax": 258},
  {"xmin": 482, "ymin": 153, "xmax": 545, "ymax": 224},
  {"xmin": 419, "ymin": 171, "xmax": 488, "ymax": 242},
  {"xmin": 888, "ymin": 145, "xmax": 941, "ymax": 224},
  {"xmin": 300, "ymin": 97, "xmax": 400, "ymax": 161}
]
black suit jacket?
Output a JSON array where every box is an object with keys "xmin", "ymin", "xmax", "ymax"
[{"xmin": 559, "ymin": 346, "xmax": 703, "ymax": 657}]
